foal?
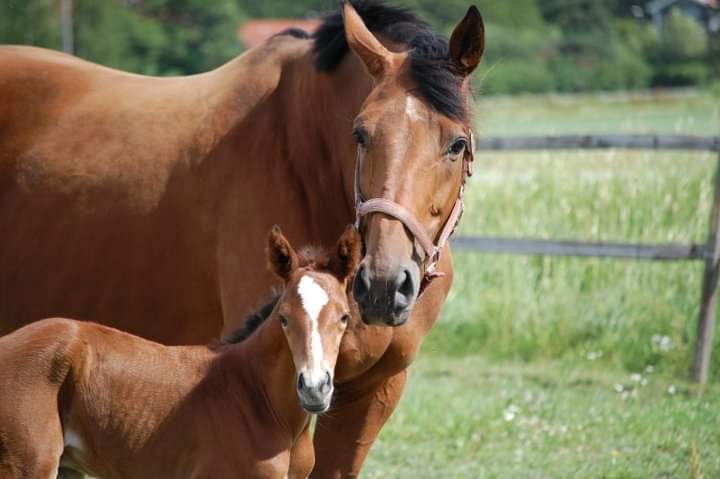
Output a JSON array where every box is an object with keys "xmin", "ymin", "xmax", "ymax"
[{"xmin": 0, "ymin": 226, "xmax": 361, "ymax": 479}]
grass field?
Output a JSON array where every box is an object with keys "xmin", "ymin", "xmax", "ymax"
[
  {"xmin": 364, "ymin": 357, "xmax": 720, "ymax": 479},
  {"xmin": 363, "ymin": 89, "xmax": 720, "ymax": 477}
]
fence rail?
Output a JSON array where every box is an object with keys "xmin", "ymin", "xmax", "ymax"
[
  {"xmin": 476, "ymin": 133, "xmax": 720, "ymax": 152},
  {"xmin": 453, "ymin": 133, "xmax": 720, "ymax": 384},
  {"xmin": 452, "ymin": 236, "xmax": 707, "ymax": 261}
]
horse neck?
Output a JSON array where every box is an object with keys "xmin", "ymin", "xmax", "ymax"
[
  {"xmin": 214, "ymin": 43, "xmax": 373, "ymax": 244},
  {"xmin": 282, "ymin": 51, "xmax": 373, "ymax": 239},
  {"xmin": 225, "ymin": 316, "xmax": 309, "ymax": 439}
]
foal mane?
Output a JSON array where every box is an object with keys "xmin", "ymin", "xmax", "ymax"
[
  {"xmin": 312, "ymin": 0, "xmax": 468, "ymax": 122},
  {"xmin": 224, "ymin": 246, "xmax": 334, "ymax": 344}
]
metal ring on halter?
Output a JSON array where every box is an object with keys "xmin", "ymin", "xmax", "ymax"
[{"xmin": 353, "ymin": 130, "xmax": 475, "ymax": 292}]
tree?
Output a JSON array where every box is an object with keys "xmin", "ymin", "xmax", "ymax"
[{"xmin": 0, "ymin": 0, "xmax": 60, "ymax": 48}]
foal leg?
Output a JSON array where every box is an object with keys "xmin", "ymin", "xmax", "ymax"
[{"xmin": 311, "ymin": 369, "xmax": 408, "ymax": 479}]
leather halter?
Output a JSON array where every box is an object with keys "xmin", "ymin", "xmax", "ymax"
[{"xmin": 354, "ymin": 131, "xmax": 475, "ymax": 292}]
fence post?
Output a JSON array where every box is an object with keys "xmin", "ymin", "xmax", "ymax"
[
  {"xmin": 693, "ymin": 149, "xmax": 720, "ymax": 383},
  {"xmin": 60, "ymin": 0, "xmax": 74, "ymax": 55}
]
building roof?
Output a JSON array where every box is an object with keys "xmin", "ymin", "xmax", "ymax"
[{"xmin": 237, "ymin": 19, "xmax": 320, "ymax": 48}]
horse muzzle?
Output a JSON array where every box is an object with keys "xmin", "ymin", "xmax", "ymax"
[{"xmin": 352, "ymin": 260, "xmax": 419, "ymax": 327}]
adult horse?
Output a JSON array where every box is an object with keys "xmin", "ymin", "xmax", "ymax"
[{"xmin": 0, "ymin": 0, "xmax": 484, "ymax": 476}]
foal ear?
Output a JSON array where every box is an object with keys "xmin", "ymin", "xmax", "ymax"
[
  {"xmin": 332, "ymin": 225, "xmax": 362, "ymax": 282},
  {"xmin": 267, "ymin": 225, "xmax": 299, "ymax": 282},
  {"xmin": 448, "ymin": 6, "xmax": 485, "ymax": 77},
  {"xmin": 343, "ymin": 0, "xmax": 393, "ymax": 79}
]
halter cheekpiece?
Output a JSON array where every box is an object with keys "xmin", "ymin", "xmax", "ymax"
[{"xmin": 354, "ymin": 131, "xmax": 475, "ymax": 293}]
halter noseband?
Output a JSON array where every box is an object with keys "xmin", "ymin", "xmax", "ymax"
[{"xmin": 354, "ymin": 131, "xmax": 475, "ymax": 292}]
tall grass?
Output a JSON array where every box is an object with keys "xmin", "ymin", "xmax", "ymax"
[{"xmin": 425, "ymin": 97, "xmax": 720, "ymax": 380}]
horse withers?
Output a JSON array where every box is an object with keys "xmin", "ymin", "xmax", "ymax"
[{"xmin": 0, "ymin": 226, "xmax": 361, "ymax": 479}]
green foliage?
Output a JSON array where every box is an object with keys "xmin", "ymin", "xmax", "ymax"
[
  {"xmin": 235, "ymin": 0, "xmax": 330, "ymax": 19},
  {"xmin": 141, "ymin": 0, "xmax": 244, "ymax": 74},
  {"xmin": 481, "ymin": 60, "xmax": 555, "ymax": 95},
  {"xmin": 654, "ymin": 61, "xmax": 711, "ymax": 87},
  {"xmin": 645, "ymin": 9, "xmax": 711, "ymax": 87},
  {"xmin": 0, "ymin": 0, "xmax": 60, "ymax": 47},
  {"xmin": 0, "ymin": 1, "xmax": 717, "ymax": 92},
  {"xmin": 657, "ymin": 9, "xmax": 709, "ymax": 61}
]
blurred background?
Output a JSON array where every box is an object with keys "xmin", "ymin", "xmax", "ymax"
[
  {"xmin": 2, "ymin": 1, "xmax": 720, "ymax": 477},
  {"xmin": 2, "ymin": 0, "xmax": 719, "ymax": 92}
]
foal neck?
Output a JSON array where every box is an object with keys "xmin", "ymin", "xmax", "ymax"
[{"xmin": 225, "ymin": 314, "xmax": 309, "ymax": 441}]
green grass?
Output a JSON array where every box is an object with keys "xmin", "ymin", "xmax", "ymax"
[
  {"xmin": 475, "ymin": 90, "xmax": 720, "ymax": 136},
  {"xmin": 363, "ymin": 90, "xmax": 720, "ymax": 476},
  {"xmin": 426, "ymin": 149, "xmax": 720, "ymax": 379},
  {"xmin": 364, "ymin": 355, "xmax": 720, "ymax": 478}
]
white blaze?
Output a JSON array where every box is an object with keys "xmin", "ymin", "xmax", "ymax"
[
  {"xmin": 405, "ymin": 96, "xmax": 422, "ymax": 122},
  {"xmin": 297, "ymin": 275, "xmax": 329, "ymax": 384}
]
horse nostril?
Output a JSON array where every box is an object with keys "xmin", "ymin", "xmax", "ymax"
[
  {"xmin": 352, "ymin": 264, "xmax": 371, "ymax": 301},
  {"xmin": 297, "ymin": 373, "xmax": 306, "ymax": 391},
  {"xmin": 397, "ymin": 269, "xmax": 415, "ymax": 298}
]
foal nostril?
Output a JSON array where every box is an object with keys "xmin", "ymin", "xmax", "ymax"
[
  {"xmin": 352, "ymin": 264, "xmax": 371, "ymax": 302},
  {"xmin": 323, "ymin": 371, "xmax": 332, "ymax": 391},
  {"xmin": 297, "ymin": 373, "xmax": 306, "ymax": 391}
]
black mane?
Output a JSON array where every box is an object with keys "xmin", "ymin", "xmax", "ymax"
[
  {"xmin": 312, "ymin": 0, "xmax": 467, "ymax": 122},
  {"xmin": 224, "ymin": 293, "xmax": 281, "ymax": 344}
]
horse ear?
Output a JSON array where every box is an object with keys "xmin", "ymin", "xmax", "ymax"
[
  {"xmin": 343, "ymin": 0, "xmax": 393, "ymax": 79},
  {"xmin": 267, "ymin": 225, "xmax": 299, "ymax": 282},
  {"xmin": 448, "ymin": 6, "xmax": 485, "ymax": 77},
  {"xmin": 332, "ymin": 225, "xmax": 362, "ymax": 282}
]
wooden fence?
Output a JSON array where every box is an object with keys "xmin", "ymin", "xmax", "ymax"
[{"xmin": 452, "ymin": 134, "xmax": 720, "ymax": 384}]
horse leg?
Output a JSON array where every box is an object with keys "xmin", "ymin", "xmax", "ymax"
[
  {"xmin": 288, "ymin": 421, "xmax": 315, "ymax": 479},
  {"xmin": 311, "ymin": 369, "xmax": 408, "ymax": 479}
]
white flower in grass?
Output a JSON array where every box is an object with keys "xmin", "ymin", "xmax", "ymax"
[
  {"xmin": 667, "ymin": 384, "xmax": 677, "ymax": 395},
  {"xmin": 630, "ymin": 373, "xmax": 642, "ymax": 382},
  {"xmin": 586, "ymin": 351, "xmax": 603, "ymax": 361},
  {"xmin": 504, "ymin": 404, "xmax": 519, "ymax": 422},
  {"xmin": 652, "ymin": 334, "xmax": 672, "ymax": 352},
  {"xmin": 645, "ymin": 365, "xmax": 654, "ymax": 374},
  {"xmin": 613, "ymin": 383, "xmax": 624, "ymax": 393}
]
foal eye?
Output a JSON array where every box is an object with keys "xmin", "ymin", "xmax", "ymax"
[
  {"xmin": 447, "ymin": 139, "xmax": 467, "ymax": 159},
  {"xmin": 279, "ymin": 315, "xmax": 288, "ymax": 328},
  {"xmin": 340, "ymin": 314, "xmax": 350, "ymax": 325}
]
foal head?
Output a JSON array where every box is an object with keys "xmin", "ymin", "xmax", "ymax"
[
  {"xmin": 336, "ymin": 1, "xmax": 485, "ymax": 326},
  {"xmin": 266, "ymin": 225, "xmax": 361, "ymax": 413}
]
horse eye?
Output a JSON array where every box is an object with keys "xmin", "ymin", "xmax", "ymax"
[
  {"xmin": 352, "ymin": 128, "xmax": 368, "ymax": 148},
  {"xmin": 340, "ymin": 314, "xmax": 350, "ymax": 325},
  {"xmin": 447, "ymin": 139, "xmax": 467, "ymax": 158},
  {"xmin": 279, "ymin": 315, "xmax": 288, "ymax": 328}
]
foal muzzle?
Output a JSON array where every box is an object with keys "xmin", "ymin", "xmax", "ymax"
[{"xmin": 297, "ymin": 370, "xmax": 333, "ymax": 413}]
